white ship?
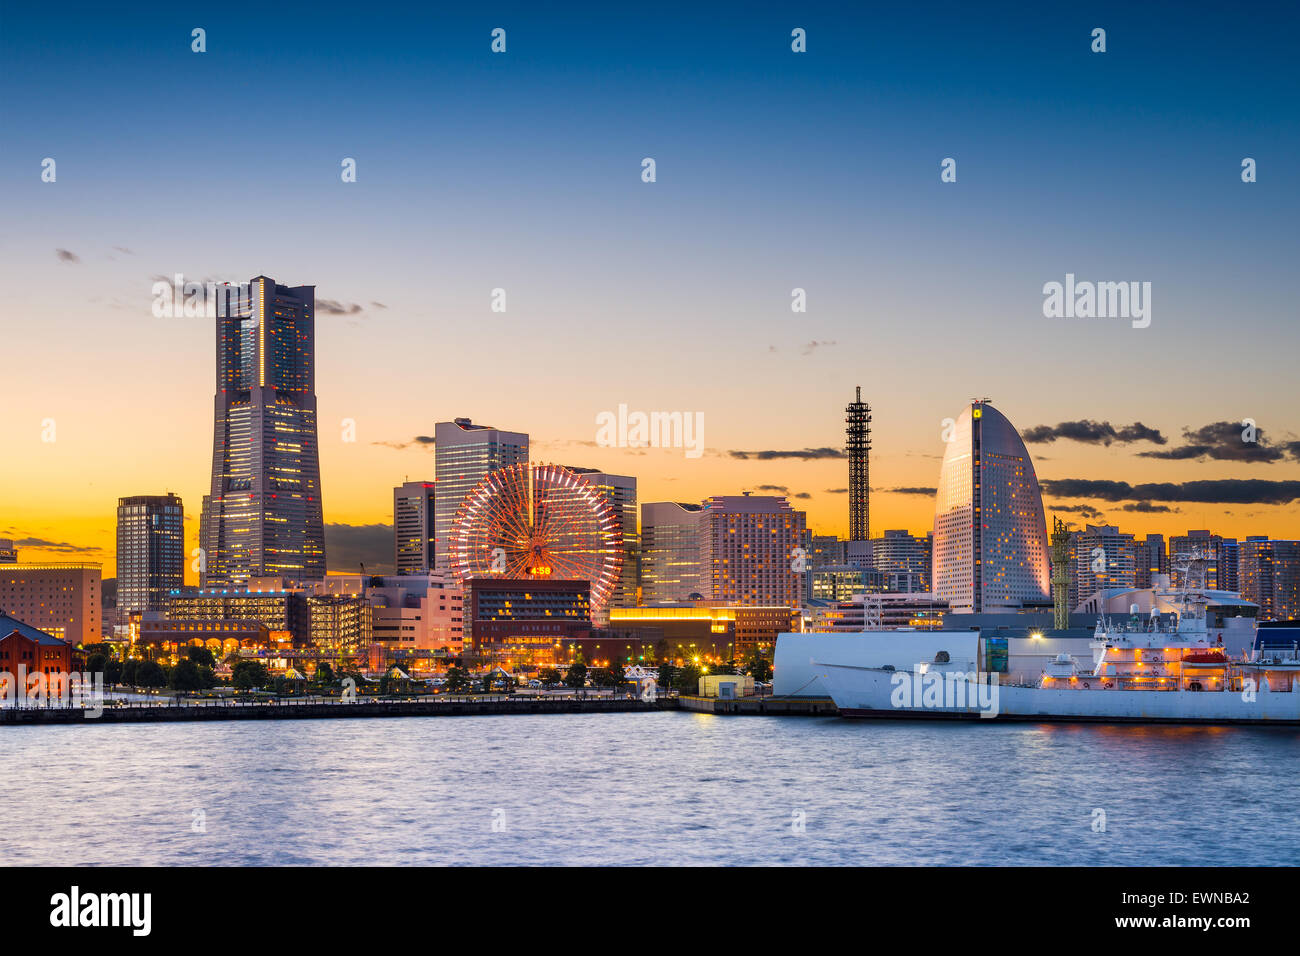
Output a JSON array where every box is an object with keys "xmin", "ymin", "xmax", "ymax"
[{"xmin": 811, "ymin": 552, "xmax": 1300, "ymax": 725}]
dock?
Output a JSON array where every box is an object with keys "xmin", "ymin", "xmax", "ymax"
[{"xmin": 677, "ymin": 695, "xmax": 838, "ymax": 716}]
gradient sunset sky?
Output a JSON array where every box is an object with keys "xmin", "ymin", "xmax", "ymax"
[{"xmin": 2, "ymin": 1, "xmax": 1297, "ymax": 579}]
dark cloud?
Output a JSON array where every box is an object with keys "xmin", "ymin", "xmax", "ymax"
[
  {"xmin": 1021, "ymin": 420, "xmax": 1166, "ymax": 446},
  {"xmin": 824, "ymin": 487, "xmax": 849, "ymax": 494},
  {"xmin": 755, "ymin": 484, "xmax": 790, "ymax": 494},
  {"xmin": 886, "ymin": 486, "xmax": 937, "ymax": 496},
  {"xmin": 372, "ymin": 436, "xmax": 436, "ymax": 451},
  {"xmin": 1121, "ymin": 502, "xmax": 1176, "ymax": 513},
  {"xmin": 13, "ymin": 536, "xmax": 101, "ymax": 553},
  {"xmin": 1048, "ymin": 504, "xmax": 1104, "ymax": 519},
  {"xmin": 792, "ymin": 492, "xmax": 812, "ymax": 499},
  {"xmin": 316, "ymin": 299, "xmax": 365, "ymax": 315},
  {"xmin": 370, "ymin": 301, "xmax": 387, "ymax": 309},
  {"xmin": 324, "ymin": 523, "xmax": 393, "ymax": 574},
  {"xmin": 1042, "ymin": 478, "xmax": 1300, "ymax": 506},
  {"xmin": 55, "ymin": 248, "xmax": 80, "ymax": 263},
  {"xmin": 729, "ymin": 447, "xmax": 844, "ymax": 461},
  {"xmin": 1137, "ymin": 421, "xmax": 1293, "ymax": 463}
]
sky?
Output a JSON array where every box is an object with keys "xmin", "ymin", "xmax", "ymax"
[{"xmin": 1, "ymin": 1, "xmax": 1297, "ymax": 578}]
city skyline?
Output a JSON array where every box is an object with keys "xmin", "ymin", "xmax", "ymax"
[{"xmin": 3, "ymin": 4, "xmax": 1299, "ymax": 574}]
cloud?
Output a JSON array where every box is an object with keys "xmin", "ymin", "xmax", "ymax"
[
  {"xmin": 324, "ymin": 523, "xmax": 394, "ymax": 573},
  {"xmin": 755, "ymin": 484, "xmax": 790, "ymax": 494},
  {"xmin": 316, "ymin": 299, "xmax": 365, "ymax": 315},
  {"xmin": 1137, "ymin": 421, "xmax": 1295, "ymax": 463},
  {"xmin": 1121, "ymin": 501, "xmax": 1176, "ymax": 513},
  {"xmin": 55, "ymin": 248, "xmax": 80, "ymax": 263},
  {"xmin": 885, "ymin": 486, "xmax": 937, "ymax": 496},
  {"xmin": 370, "ymin": 301, "xmax": 388, "ymax": 309},
  {"xmin": 113, "ymin": 246, "xmax": 135, "ymax": 255},
  {"xmin": 1048, "ymin": 504, "xmax": 1104, "ymax": 519},
  {"xmin": 1042, "ymin": 478, "xmax": 1300, "ymax": 505},
  {"xmin": 792, "ymin": 491, "xmax": 812, "ymax": 499},
  {"xmin": 12, "ymin": 536, "xmax": 102, "ymax": 553},
  {"xmin": 729, "ymin": 447, "xmax": 843, "ymax": 460},
  {"xmin": 1021, "ymin": 420, "xmax": 1166, "ymax": 446},
  {"xmin": 371, "ymin": 435, "xmax": 436, "ymax": 451},
  {"xmin": 824, "ymin": 487, "xmax": 848, "ymax": 494}
]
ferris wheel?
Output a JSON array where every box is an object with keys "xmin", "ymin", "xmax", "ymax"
[{"xmin": 448, "ymin": 463, "xmax": 624, "ymax": 611}]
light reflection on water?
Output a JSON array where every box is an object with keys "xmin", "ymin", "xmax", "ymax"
[{"xmin": 2, "ymin": 712, "xmax": 1296, "ymax": 865}]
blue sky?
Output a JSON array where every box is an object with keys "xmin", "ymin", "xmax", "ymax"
[{"xmin": 2, "ymin": 0, "xmax": 1298, "ymax": 569}]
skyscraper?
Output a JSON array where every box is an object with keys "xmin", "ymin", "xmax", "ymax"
[
  {"xmin": 932, "ymin": 400, "xmax": 1051, "ymax": 613},
  {"xmin": 846, "ymin": 387, "xmax": 871, "ymax": 541},
  {"xmin": 640, "ymin": 502, "xmax": 708, "ymax": 602},
  {"xmin": 1068, "ymin": 524, "xmax": 1137, "ymax": 608},
  {"xmin": 703, "ymin": 494, "xmax": 806, "ymax": 607},
  {"xmin": 872, "ymin": 529, "xmax": 932, "ymax": 593},
  {"xmin": 1238, "ymin": 538, "xmax": 1300, "ymax": 622},
  {"xmin": 115, "ymin": 494, "xmax": 184, "ymax": 613},
  {"xmin": 566, "ymin": 468, "xmax": 638, "ymax": 609},
  {"xmin": 200, "ymin": 276, "xmax": 326, "ymax": 587},
  {"xmin": 393, "ymin": 480, "xmax": 436, "ymax": 573},
  {"xmin": 433, "ymin": 418, "xmax": 528, "ymax": 568}
]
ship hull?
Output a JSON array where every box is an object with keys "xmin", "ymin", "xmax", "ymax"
[{"xmin": 819, "ymin": 663, "xmax": 1300, "ymax": 726}]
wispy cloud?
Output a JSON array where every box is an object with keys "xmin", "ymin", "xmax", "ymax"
[{"xmin": 55, "ymin": 248, "xmax": 80, "ymax": 263}]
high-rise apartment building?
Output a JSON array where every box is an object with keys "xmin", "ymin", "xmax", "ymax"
[
  {"xmin": 566, "ymin": 468, "xmax": 638, "ymax": 608},
  {"xmin": 640, "ymin": 502, "xmax": 708, "ymax": 603},
  {"xmin": 1238, "ymin": 538, "xmax": 1300, "ymax": 622},
  {"xmin": 703, "ymin": 495, "xmax": 806, "ymax": 607},
  {"xmin": 433, "ymin": 418, "xmax": 528, "ymax": 568},
  {"xmin": 932, "ymin": 400, "xmax": 1051, "ymax": 614},
  {"xmin": 1068, "ymin": 524, "xmax": 1137, "ymax": 608},
  {"xmin": 1134, "ymin": 533, "xmax": 1168, "ymax": 589},
  {"xmin": 393, "ymin": 481, "xmax": 436, "ymax": 574},
  {"xmin": 1169, "ymin": 530, "xmax": 1236, "ymax": 591},
  {"xmin": 0, "ymin": 540, "xmax": 16, "ymax": 564},
  {"xmin": 115, "ymin": 494, "xmax": 184, "ymax": 613},
  {"xmin": 200, "ymin": 276, "xmax": 326, "ymax": 587}
]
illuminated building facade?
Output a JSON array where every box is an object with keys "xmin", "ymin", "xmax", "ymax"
[
  {"xmin": 465, "ymin": 577, "xmax": 591, "ymax": 664},
  {"xmin": 1238, "ymin": 538, "xmax": 1300, "ymax": 623},
  {"xmin": 871, "ymin": 529, "xmax": 932, "ymax": 593},
  {"xmin": 1169, "ymin": 530, "xmax": 1238, "ymax": 592},
  {"xmin": 393, "ymin": 481, "xmax": 437, "ymax": 574},
  {"xmin": 932, "ymin": 401, "xmax": 1051, "ymax": 614},
  {"xmin": 115, "ymin": 494, "xmax": 184, "ymax": 614},
  {"xmin": 640, "ymin": 502, "xmax": 707, "ymax": 602},
  {"xmin": 0, "ymin": 540, "xmax": 16, "ymax": 564},
  {"xmin": 166, "ymin": 583, "xmax": 309, "ymax": 646},
  {"xmin": 0, "ymin": 564, "xmax": 101, "ymax": 645},
  {"xmin": 200, "ymin": 276, "xmax": 326, "ymax": 588},
  {"xmin": 367, "ymin": 571, "xmax": 464, "ymax": 652},
  {"xmin": 607, "ymin": 605, "xmax": 798, "ymax": 661},
  {"xmin": 566, "ymin": 468, "xmax": 638, "ymax": 610},
  {"xmin": 433, "ymin": 418, "xmax": 528, "ymax": 569},
  {"xmin": 1068, "ymin": 524, "xmax": 1137, "ymax": 609},
  {"xmin": 704, "ymin": 495, "xmax": 806, "ymax": 607}
]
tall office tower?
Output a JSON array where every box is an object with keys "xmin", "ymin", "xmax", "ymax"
[
  {"xmin": 1134, "ymin": 533, "xmax": 1168, "ymax": 588},
  {"xmin": 932, "ymin": 400, "xmax": 1051, "ymax": 614},
  {"xmin": 115, "ymin": 494, "xmax": 184, "ymax": 614},
  {"xmin": 0, "ymin": 539, "xmax": 16, "ymax": 563},
  {"xmin": 433, "ymin": 418, "xmax": 528, "ymax": 569},
  {"xmin": 703, "ymin": 494, "xmax": 807, "ymax": 607},
  {"xmin": 846, "ymin": 386, "xmax": 871, "ymax": 541},
  {"xmin": 1238, "ymin": 538, "xmax": 1300, "ymax": 622},
  {"xmin": 1068, "ymin": 524, "xmax": 1137, "ymax": 608},
  {"xmin": 872, "ymin": 529, "xmax": 932, "ymax": 593},
  {"xmin": 640, "ymin": 502, "xmax": 708, "ymax": 602},
  {"xmin": 393, "ymin": 481, "xmax": 436, "ymax": 573},
  {"xmin": 566, "ymin": 468, "xmax": 638, "ymax": 608},
  {"xmin": 200, "ymin": 276, "xmax": 326, "ymax": 588}
]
